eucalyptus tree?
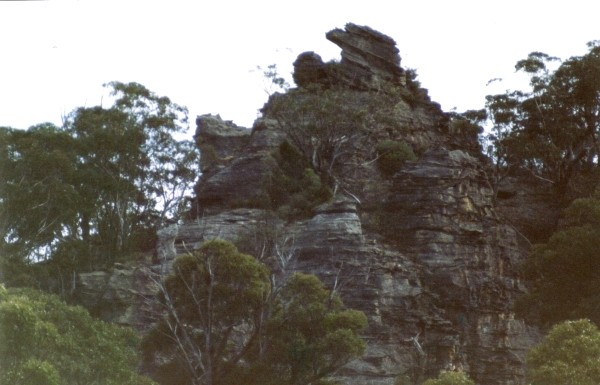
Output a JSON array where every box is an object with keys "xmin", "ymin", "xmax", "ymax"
[
  {"xmin": 142, "ymin": 240, "xmax": 367, "ymax": 385},
  {"xmin": 0, "ymin": 82, "xmax": 199, "ymax": 290},
  {"xmin": 486, "ymin": 42, "xmax": 600, "ymax": 194}
]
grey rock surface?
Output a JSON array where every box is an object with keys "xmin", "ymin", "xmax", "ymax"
[
  {"xmin": 326, "ymin": 23, "xmax": 404, "ymax": 88},
  {"xmin": 74, "ymin": 24, "xmax": 539, "ymax": 385},
  {"xmin": 293, "ymin": 51, "xmax": 331, "ymax": 88}
]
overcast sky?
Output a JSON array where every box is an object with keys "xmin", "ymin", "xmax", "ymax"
[{"xmin": 1, "ymin": 0, "xmax": 599, "ymax": 135}]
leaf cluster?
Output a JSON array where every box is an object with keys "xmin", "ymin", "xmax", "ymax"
[
  {"xmin": 375, "ymin": 140, "xmax": 417, "ymax": 177},
  {"xmin": 0, "ymin": 285, "xmax": 153, "ymax": 385},
  {"xmin": 486, "ymin": 44, "xmax": 600, "ymax": 194},
  {"xmin": 0, "ymin": 82, "xmax": 199, "ymax": 294},
  {"xmin": 255, "ymin": 273, "xmax": 367, "ymax": 385},
  {"xmin": 266, "ymin": 141, "xmax": 332, "ymax": 219},
  {"xmin": 262, "ymin": 87, "xmax": 379, "ymax": 187},
  {"xmin": 527, "ymin": 319, "xmax": 600, "ymax": 385}
]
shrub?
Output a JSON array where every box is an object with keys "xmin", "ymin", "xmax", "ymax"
[
  {"xmin": 0, "ymin": 286, "xmax": 152, "ymax": 385},
  {"xmin": 266, "ymin": 141, "xmax": 332, "ymax": 219},
  {"xmin": 527, "ymin": 319, "xmax": 600, "ymax": 385},
  {"xmin": 375, "ymin": 140, "xmax": 417, "ymax": 177}
]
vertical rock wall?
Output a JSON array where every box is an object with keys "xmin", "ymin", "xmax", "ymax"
[{"xmin": 74, "ymin": 23, "xmax": 539, "ymax": 385}]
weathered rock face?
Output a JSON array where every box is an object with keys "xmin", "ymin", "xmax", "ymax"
[
  {"xmin": 293, "ymin": 51, "xmax": 331, "ymax": 88},
  {"xmin": 74, "ymin": 24, "xmax": 539, "ymax": 385},
  {"xmin": 326, "ymin": 23, "xmax": 404, "ymax": 89},
  {"xmin": 378, "ymin": 149, "xmax": 538, "ymax": 384},
  {"xmin": 193, "ymin": 115, "xmax": 281, "ymax": 214},
  {"xmin": 76, "ymin": 263, "xmax": 160, "ymax": 331},
  {"xmin": 494, "ymin": 172, "xmax": 562, "ymax": 245},
  {"xmin": 145, "ymin": 148, "xmax": 537, "ymax": 385},
  {"xmin": 194, "ymin": 114, "xmax": 251, "ymax": 173}
]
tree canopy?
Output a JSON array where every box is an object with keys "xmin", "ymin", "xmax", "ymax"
[
  {"xmin": 263, "ymin": 88, "xmax": 373, "ymax": 188},
  {"xmin": 527, "ymin": 319, "xmax": 600, "ymax": 385},
  {"xmin": 0, "ymin": 285, "xmax": 153, "ymax": 385},
  {"xmin": 141, "ymin": 240, "xmax": 367, "ymax": 385},
  {"xmin": 486, "ymin": 42, "xmax": 600, "ymax": 195},
  {"xmin": 0, "ymin": 82, "xmax": 199, "ymax": 294}
]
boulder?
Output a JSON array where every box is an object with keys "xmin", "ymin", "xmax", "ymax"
[{"xmin": 292, "ymin": 51, "xmax": 331, "ymax": 88}]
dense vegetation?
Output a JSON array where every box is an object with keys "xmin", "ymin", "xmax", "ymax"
[
  {"xmin": 527, "ymin": 319, "xmax": 600, "ymax": 385},
  {"xmin": 266, "ymin": 141, "xmax": 332, "ymax": 219},
  {"xmin": 486, "ymin": 41, "xmax": 600, "ymax": 197},
  {"xmin": 516, "ymin": 196, "xmax": 600, "ymax": 327},
  {"xmin": 480, "ymin": 40, "xmax": 600, "ymax": 384},
  {"xmin": 0, "ymin": 285, "xmax": 153, "ymax": 385},
  {"xmin": 483, "ymin": 42, "xmax": 600, "ymax": 331},
  {"xmin": 142, "ymin": 240, "xmax": 367, "ymax": 385},
  {"xmin": 0, "ymin": 82, "xmax": 199, "ymax": 296}
]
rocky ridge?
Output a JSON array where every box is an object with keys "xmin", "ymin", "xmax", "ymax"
[{"xmin": 76, "ymin": 23, "xmax": 539, "ymax": 385}]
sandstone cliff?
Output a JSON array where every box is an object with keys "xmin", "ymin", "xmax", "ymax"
[{"xmin": 77, "ymin": 23, "xmax": 539, "ymax": 385}]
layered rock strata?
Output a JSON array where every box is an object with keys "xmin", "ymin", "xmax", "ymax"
[{"xmin": 75, "ymin": 23, "xmax": 539, "ymax": 385}]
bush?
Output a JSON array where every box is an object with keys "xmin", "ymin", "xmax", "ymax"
[
  {"xmin": 266, "ymin": 141, "xmax": 332, "ymax": 219},
  {"xmin": 375, "ymin": 140, "xmax": 417, "ymax": 177},
  {"xmin": 527, "ymin": 319, "xmax": 600, "ymax": 385},
  {"xmin": 0, "ymin": 286, "xmax": 153, "ymax": 385}
]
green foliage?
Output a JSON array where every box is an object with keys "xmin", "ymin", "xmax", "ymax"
[
  {"xmin": 267, "ymin": 141, "xmax": 332, "ymax": 219},
  {"xmin": 0, "ymin": 285, "xmax": 152, "ymax": 385},
  {"xmin": 527, "ymin": 319, "xmax": 600, "ymax": 385},
  {"xmin": 142, "ymin": 240, "xmax": 367, "ymax": 385},
  {"xmin": 263, "ymin": 87, "xmax": 380, "ymax": 187},
  {"xmin": 486, "ymin": 43, "xmax": 600, "ymax": 194},
  {"xmin": 259, "ymin": 63, "xmax": 290, "ymax": 95},
  {"xmin": 0, "ymin": 82, "xmax": 199, "ymax": 294},
  {"xmin": 516, "ymin": 196, "xmax": 600, "ymax": 326},
  {"xmin": 375, "ymin": 140, "xmax": 417, "ymax": 177},
  {"xmin": 256, "ymin": 273, "xmax": 367, "ymax": 385},
  {"xmin": 420, "ymin": 371, "xmax": 475, "ymax": 385},
  {"xmin": 9, "ymin": 358, "xmax": 61, "ymax": 385},
  {"xmin": 449, "ymin": 109, "xmax": 485, "ymax": 139},
  {"xmin": 142, "ymin": 240, "xmax": 271, "ymax": 385},
  {"xmin": 0, "ymin": 124, "xmax": 80, "ymax": 262}
]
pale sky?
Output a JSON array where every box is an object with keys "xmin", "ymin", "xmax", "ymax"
[{"xmin": 1, "ymin": 1, "xmax": 599, "ymax": 135}]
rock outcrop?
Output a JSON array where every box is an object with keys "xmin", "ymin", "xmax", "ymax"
[
  {"xmin": 74, "ymin": 23, "xmax": 539, "ymax": 385},
  {"xmin": 326, "ymin": 23, "xmax": 404, "ymax": 88},
  {"xmin": 293, "ymin": 51, "xmax": 331, "ymax": 88},
  {"xmin": 380, "ymin": 149, "xmax": 537, "ymax": 384}
]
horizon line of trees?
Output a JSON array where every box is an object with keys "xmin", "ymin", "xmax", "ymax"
[{"xmin": 0, "ymin": 81, "xmax": 200, "ymax": 295}]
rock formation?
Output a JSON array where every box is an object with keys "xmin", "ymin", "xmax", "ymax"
[
  {"xmin": 326, "ymin": 23, "xmax": 404, "ymax": 88},
  {"xmin": 75, "ymin": 23, "xmax": 539, "ymax": 385},
  {"xmin": 293, "ymin": 51, "xmax": 331, "ymax": 88}
]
